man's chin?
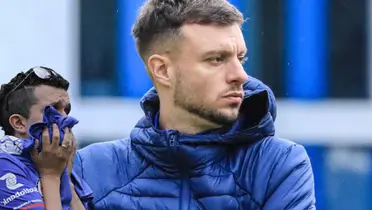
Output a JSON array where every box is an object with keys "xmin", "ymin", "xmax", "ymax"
[
  {"xmin": 221, "ymin": 107, "xmax": 240, "ymax": 118},
  {"xmin": 208, "ymin": 110, "xmax": 239, "ymax": 126}
]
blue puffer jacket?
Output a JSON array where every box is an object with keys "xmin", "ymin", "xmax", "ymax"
[{"xmin": 73, "ymin": 76, "xmax": 316, "ymax": 210}]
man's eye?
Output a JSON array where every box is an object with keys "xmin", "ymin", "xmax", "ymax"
[
  {"xmin": 208, "ymin": 56, "xmax": 225, "ymax": 64},
  {"xmin": 239, "ymin": 57, "xmax": 248, "ymax": 64}
]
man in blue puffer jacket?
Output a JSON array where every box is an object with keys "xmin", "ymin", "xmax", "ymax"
[{"xmin": 73, "ymin": 0, "xmax": 316, "ymax": 209}]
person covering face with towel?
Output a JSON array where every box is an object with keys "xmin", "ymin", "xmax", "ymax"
[{"xmin": 0, "ymin": 67, "xmax": 93, "ymax": 210}]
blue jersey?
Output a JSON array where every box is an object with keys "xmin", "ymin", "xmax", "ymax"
[
  {"xmin": 0, "ymin": 136, "xmax": 93, "ymax": 210},
  {"xmin": 0, "ymin": 153, "xmax": 44, "ymax": 209}
]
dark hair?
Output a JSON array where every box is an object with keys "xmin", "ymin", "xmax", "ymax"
[
  {"xmin": 0, "ymin": 67, "xmax": 69, "ymax": 135},
  {"xmin": 132, "ymin": 0, "xmax": 244, "ymax": 59}
]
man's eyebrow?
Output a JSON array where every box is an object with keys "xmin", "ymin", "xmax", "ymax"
[
  {"xmin": 202, "ymin": 49, "xmax": 232, "ymax": 57},
  {"xmin": 239, "ymin": 49, "xmax": 247, "ymax": 55},
  {"xmin": 50, "ymin": 100, "xmax": 64, "ymax": 108},
  {"xmin": 202, "ymin": 49, "xmax": 247, "ymax": 57}
]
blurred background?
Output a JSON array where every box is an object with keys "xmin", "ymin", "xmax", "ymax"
[{"xmin": 0, "ymin": 0, "xmax": 371, "ymax": 209}]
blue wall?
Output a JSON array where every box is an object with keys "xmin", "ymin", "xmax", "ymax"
[
  {"xmin": 284, "ymin": 0, "xmax": 327, "ymax": 99},
  {"xmin": 284, "ymin": 0, "xmax": 327, "ymax": 208},
  {"xmin": 117, "ymin": 0, "xmax": 152, "ymax": 97}
]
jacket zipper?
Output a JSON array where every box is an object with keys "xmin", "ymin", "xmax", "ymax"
[
  {"xmin": 180, "ymin": 178, "xmax": 191, "ymax": 210},
  {"xmin": 168, "ymin": 132, "xmax": 190, "ymax": 209},
  {"xmin": 168, "ymin": 131, "xmax": 177, "ymax": 146}
]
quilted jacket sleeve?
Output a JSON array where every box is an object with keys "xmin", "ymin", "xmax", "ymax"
[{"xmin": 262, "ymin": 142, "xmax": 316, "ymax": 210}]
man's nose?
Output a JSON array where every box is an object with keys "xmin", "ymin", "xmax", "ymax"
[{"xmin": 226, "ymin": 59, "xmax": 249, "ymax": 84}]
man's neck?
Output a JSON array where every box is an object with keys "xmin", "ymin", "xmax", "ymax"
[
  {"xmin": 13, "ymin": 133, "xmax": 28, "ymax": 139},
  {"xmin": 158, "ymin": 104, "xmax": 220, "ymax": 135}
]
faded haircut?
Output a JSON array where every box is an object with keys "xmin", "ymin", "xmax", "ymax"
[{"xmin": 132, "ymin": 0, "xmax": 244, "ymax": 61}]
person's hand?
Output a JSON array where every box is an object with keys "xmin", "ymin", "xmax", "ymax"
[
  {"xmin": 30, "ymin": 124, "xmax": 73, "ymax": 178},
  {"xmin": 66, "ymin": 129, "xmax": 77, "ymax": 178}
]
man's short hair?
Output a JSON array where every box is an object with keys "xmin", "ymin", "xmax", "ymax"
[
  {"xmin": 132, "ymin": 0, "xmax": 244, "ymax": 60},
  {"xmin": 0, "ymin": 67, "xmax": 69, "ymax": 135}
]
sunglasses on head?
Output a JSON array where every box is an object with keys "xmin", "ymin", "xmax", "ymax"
[{"xmin": 4, "ymin": 66, "xmax": 59, "ymax": 111}]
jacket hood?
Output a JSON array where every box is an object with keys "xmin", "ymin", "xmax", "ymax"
[{"xmin": 130, "ymin": 76, "xmax": 277, "ymax": 173}]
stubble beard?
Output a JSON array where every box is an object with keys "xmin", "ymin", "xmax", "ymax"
[{"xmin": 173, "ymin": 74, "xmax": 238, "ymax": 127}]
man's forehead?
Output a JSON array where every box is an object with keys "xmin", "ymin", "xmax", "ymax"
[
  {"xmin": 180, "ymin": 23, "xmax": 246, "ymax": 53},
  {"xmin": 33, "ymin": 85, "xmax": 69, "ymax": 104}
]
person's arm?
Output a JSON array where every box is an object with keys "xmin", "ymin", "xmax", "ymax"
[
  {"xmin": 66, "ymin": 132, "xmax": 89, "ymax": 210},
  {"xmin": 39, "ymin": 175, "xmax": 62, "ymax": 210},
  {"xmin": 30, "ymin": 125, "xmax": 74, "ymax": 210},
  {"xmin": 0, "ymin": 155, "xmax": 45, "ymax": 210},
  {"xmin": 69, "ymin": 182, "xmax": 86, "ymax": 210},
  {"xmin": 262, "ymin": 143, "xmax": 316, "ymax": 210}
]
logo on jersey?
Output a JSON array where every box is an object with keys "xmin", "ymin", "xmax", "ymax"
[
  {"xmin": 0, "ymin": 173, "xmax": 23, "ymax": 190},
  {"xmin": 36, "ymin": 179, "xmax": 43, "ymax": 197},
  {"xmin": 0, "ymin": 187, "xmax": 38, "ymax": 206}
]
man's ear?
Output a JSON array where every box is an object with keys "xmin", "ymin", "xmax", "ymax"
[
  {"xmin": 8, "ymin": 114, "xmax": 28, "ymax": 136},
  {"xmin": 147, "ymin": 54, "xmax": 172, "ymax": 87}
]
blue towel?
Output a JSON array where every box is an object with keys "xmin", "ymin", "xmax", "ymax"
[
  {"xmin": 29, "ymin": 105, "xmax": 79, "ymax": 152},
  {"xmin": 27, "ymin": 105, "xmax": 92, "ymax": 209}
]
